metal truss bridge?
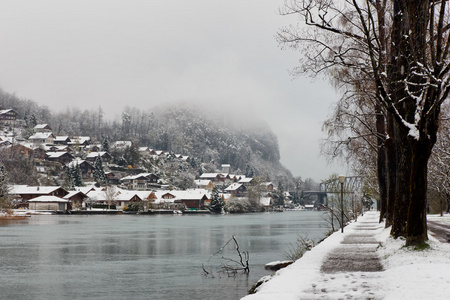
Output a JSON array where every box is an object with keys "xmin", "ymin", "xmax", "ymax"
[{"xmin": 302, "ymin": 176, "xmax": 364, "ymax": 207}]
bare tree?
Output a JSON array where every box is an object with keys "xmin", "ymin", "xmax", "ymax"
[
  {"xmin": 103, "ymin": 186, "xmax": 117, "ymax": 210},
  {"xmin": 278, "ymin": 0, "xmax": 450, "ymax": 246}
]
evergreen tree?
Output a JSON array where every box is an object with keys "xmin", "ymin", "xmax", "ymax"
[
  {"xmin": 93, "ymin": 156, "xmax": 106, "ymax": 186},
  {"xmin": 73, "ymin": 163, "xmax": 84, "ymax": 187},
  {"xmin": 209, "ymin": 187, "xmax": 224, "ymax": 214},
  {"xmin": 0, "ymin": 164, "xmax": 9, "ymax": 208},
  {"xmin": 102, "ymin": 136, "xmax": 109, "ymax": 152}
]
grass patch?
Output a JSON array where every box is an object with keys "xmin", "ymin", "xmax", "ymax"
[
  {"xmin": 401, "ymin": 241, "xmax": 431, "ymax": 251},
  {"xmin": 412, "ymin": 242, "xmax": 430, "ymax": 251}
]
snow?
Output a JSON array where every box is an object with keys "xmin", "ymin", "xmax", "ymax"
[{"xmin": 242, "ymin": 212, "xmax": 450, "ymax": 300}]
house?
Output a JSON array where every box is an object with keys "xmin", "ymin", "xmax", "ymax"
[
  {"xmin": 29, "ymin": 132, "xmax": 55, "ymax": 144},
  {"xmin": 224, "ymin": 183, "xmax": 247, "ymax": 197},
  {"xmin": 45, "ymin": 145, "xmax": 72, "ymax": 153},
  {"xmin": 138, "ymin": 147, "xmax": 151, "ymax": 158},
  {"xmin": 221, "ymin": 164, "xmax": 231, "ymax": 173},
  {"xmin": 0, "ymin": 109, "xmax": 17, "ymax": 125},
  {"xmin": 120, "ymin": 173, "xmax": 160, "ymax": 190},
  {"xmin": 260, "ymin": 197, "xmax": 272, "ymax": 211},
  {"xmin": 63, "ymin": 191, "xmax": 88, "ymax": 209},
  {"xmin": 34, "ymin": 124, "xmax": 52, "ymax": 132},
  {"xmin": 261, "ymin": 182, "xmax": 274, "ymax": 192},
  {"xmin": 194, "ymin": 179, "xmax": 214, "ymax": 190},
  {"xmin": 46, "ymin": 151, "xmax": 75, "ymax": 164},
  {"xmin": 69, "ymin": 136, "xmax": 91, "ymax": 147},
  {"xmin": 200, "ymin": 173, "xmax": 227, "ymax": 182},
  {"xmin": 172, "ymin": 189, "xmax": 209, "ymax": 209},
  {"xmin": 28, "ymin": 196, "xmax": 69, "ymax": 211},
  {"xmin": 115, "ymin": 190, "xmax": 145, "ymax": 210},
  {"xmin": 9, "ymin": 185, "xmax": 69, "ymax": 201},
  {"xmin": 68, "ymin": 159, "xmax": 95, "ymax": 179},
  {"xmin": 8, "ymin": 143, "xmax": 34, "ymax": 158},
  {"xmin": 238, "ymin": 177, "xmax": 254, "ymax": 186},
  {"xmin": 113, "ymin": 141, "xmax": 132, "ymax": 150},
  {"xmin": 105, "ymin": 172, "xmax": 119, "ymax": 184},
  {"xmin": 151, "ymin": 191, "xmax": 182, "ymax": 209},
  {"xmin": 85, "ymin": 151, "xmax": 112, "ymax": 163},
  {"xmin": 54, "ymin": 136, "xmax": 71, "ymax": 145},
  {"xmin": 180, "ymin": 155, "xmax": 190, "ymax": 162}
]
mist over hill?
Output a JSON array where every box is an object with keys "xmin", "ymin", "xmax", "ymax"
[{"xmin": 0, "ymin": 89, "xmax": 293, "ymax": 183}]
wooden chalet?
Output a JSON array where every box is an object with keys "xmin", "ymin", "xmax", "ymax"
[
  {"xmin": 0, "ymin": 109, "xmax": 17, "ymax": 125},
  {"xmin": 46, "ymin": 151, "xmax": 75, "ymax": 164},
  {"xmin": 224, "ymin": 183, "xmax": 247, "ymax": 197}
]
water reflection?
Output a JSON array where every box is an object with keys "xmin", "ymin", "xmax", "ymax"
[{"xmin": 0, "ymin": 211, "xmax": 329, "ymax": 299}]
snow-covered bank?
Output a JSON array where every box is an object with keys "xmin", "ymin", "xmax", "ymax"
[{"xmin": 242, "ymin": 212, "xmax": 450, "ymax": 300}]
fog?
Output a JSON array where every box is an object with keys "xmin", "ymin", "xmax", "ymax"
[{"xmin": 0, "ymin": 0, "xmax": 342, "ymax": 180}]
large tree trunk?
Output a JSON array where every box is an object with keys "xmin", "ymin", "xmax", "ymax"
[
  {"xmin": 390, "ymin": 123, "xmax": 411, "ymax": 238},
  {"xmin": 376, "ymin": 104, "xmax": 387, "ymax": 223},
  {"xmin": 406, "ymin": 140, "xmax": 430, "ymax": 245},
  {"xmin": 385, "ymin": 112, "xmax": 396, "ymax": 227}
]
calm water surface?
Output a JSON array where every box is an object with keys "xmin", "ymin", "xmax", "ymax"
[{"xmin": 0, "ymin": 211, "xmax": 329, "ymax": 300}]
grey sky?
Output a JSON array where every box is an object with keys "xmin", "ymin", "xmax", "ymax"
[{"xmin": 0, "ymin": 0, "xmax": 342, "ymax": 181}]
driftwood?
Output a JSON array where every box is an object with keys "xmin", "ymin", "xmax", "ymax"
[{"xmin": 202, "ymin": 235, "xmax": 250, "ymax": 277}]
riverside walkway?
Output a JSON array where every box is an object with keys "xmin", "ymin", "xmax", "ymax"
[{"xmin": 242, "ymin": 211, "xmax": 386, "ymax": 300}]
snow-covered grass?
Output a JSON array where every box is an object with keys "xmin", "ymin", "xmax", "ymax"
[{"xmin": 242, "ymin": 212, "xmax": 450, "ymax": 300}]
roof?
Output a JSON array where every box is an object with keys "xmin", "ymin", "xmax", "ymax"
[
  {"xmin": 260, "ymin": 197, "xmax": 272, "ymax": 206},
  {"xmin": 0, "ymin": 109, "xmax": 16, "ymax": 115},
  {"xmin": 33, "ymin": 124, "xmax": 51, "ymax": 130},
  {"xmin": 200, "ymin": 173, "xmax": 222, "ymax": 178},
  {"xmin": 54, "ymin": 136, "xmax": 70, "ymax": 141},
  {"xmin": 29, "ymin": 132, "xmax": 54, "ymax": 140},
  {"xmin": 194, "ymin": 179, "xmax": 212, "ymax": 185},
  {"xmin": 120, "ymin": 173, "xmax": 158, "ymax": 181},
  {"xmin": 63, "ymin": 191, "xmax": 88, "ymax": 199},
  {"xmin": 9, "ymin": 185, "xmax": 66, "ymax": 195},
  {"xmin": 28, "ymin": 196, "xmax": 69, "ymax": 203},
  {"xmin": 67, "ymin": 159, "xmax": 92, "ymax": 168},
  {"xmin": 86, "ymin": 151, "xmax": 110, "ymax": 158},
  {"xmin": 46, "ymin": 151, "xmax": 74, "ymax": 159},
  {"xmin": 225, "ymin": 183, "xmax": 244, "ymax": 191},
  {"xmin": 239, "ymin": 177, "xmax": 253, "ymax": 183},
  {"xmin": 69, "ymin": 136, "xmax": 91, "ymax": 144},
  {"xmin": 113, "ymin": 141, "xmax": 132, "ymax": 148}
]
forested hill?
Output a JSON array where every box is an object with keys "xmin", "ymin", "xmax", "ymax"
[{"xmin": 0, "ymin": 89, "xmax": 293, "ymax": 182}]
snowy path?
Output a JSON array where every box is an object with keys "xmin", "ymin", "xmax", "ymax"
[
  {"xmin": 242, "ymin": 212, "xmax": 386, "ymax": 300},
  {"xmin": 242, "ymin": 212, "xmax": 450, "ymax": 300}
]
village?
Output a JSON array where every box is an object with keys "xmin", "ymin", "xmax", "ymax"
[{"xmin": 0, "ymin": 108, "xmax": 296, "ymax": 215}]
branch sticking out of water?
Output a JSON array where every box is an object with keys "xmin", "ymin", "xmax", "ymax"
[{"xmin": 202, "ymin": 235, "xmax": 250, "ymax": 277}]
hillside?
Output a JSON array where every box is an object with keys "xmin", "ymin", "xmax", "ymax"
[{"xmin": 0, "ymin": 89, "xmax": 293, "ymax": 184}]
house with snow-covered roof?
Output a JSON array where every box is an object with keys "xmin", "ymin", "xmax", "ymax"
[
  {"xmin": 200, "ymin": 173, "xmax": 227, "ymax": 182},
  {"xmin": 54, "ymin": 136, "xmax": 71, "ymax": 145},
  {"xmin": 238, "ymin": 177, "xmax": 254, "ymax": 186},
  {"xmin": 0, "ymin": 109, "xmax": 17, "ymax": 126},
  {"xmin": 113, "ymin": 141, "xmax": 132, "ymax": 150},
  {"xmin": 68, "ymin": 136, "xmax": 91, "ymax": 147},
  {"xmin": 46, "ymin": 151, "xmax": 74, "ymax": 164},
  {"xmin": 63, "ymin": 191, "xmax": 88, "ymax": 209},
  {"xmin": 120, "ymin": 173, "xmax": 160, "ymax": 190},
  {"xmin": 85, "ymin": 151, "xmax": 112, "ymax": 163},
  {"xmin": 67, "ymin": 159, "xmax": 95, "ymax": 179},
  {"xmin": 224, "ymin": 183, "xmax": 247, "ymax": 197},
  {"xmin": 194, "ymin": 179, "xmax": 214, "ymax": 190},
  {"xmin": 9, "ymin": 185, "xmax": 69, "ymax": 201},
  {"xmin": 28, "ymin": 196, "xmax": 69, "ymax": 212},
  {"xmin": 34, "ymin": 124, "xmax": 52, "ymax": 132},
  {"xmin": 29, "ymin": 132, "xmax": 55, "ymax": 144}
]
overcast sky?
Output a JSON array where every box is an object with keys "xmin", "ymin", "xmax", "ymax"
[{"xmin": 0, "ymin": 0, "xmax": 343, "ymax": 181}]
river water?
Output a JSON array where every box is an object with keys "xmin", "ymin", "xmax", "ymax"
[{"xmin": 0, "ymin": 211, "xmax": 329, "ymax": 300}]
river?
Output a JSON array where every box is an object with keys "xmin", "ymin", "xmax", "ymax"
[{"xmin": 0, "ymin": 211, "xmax": 329, "ymax": 299}]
